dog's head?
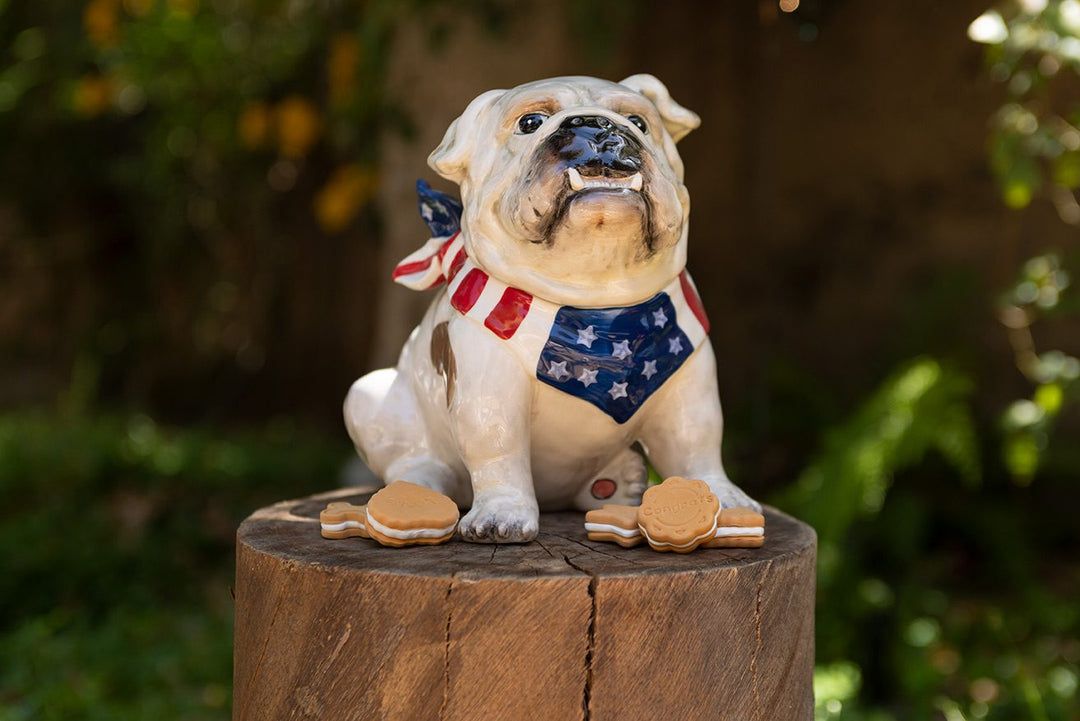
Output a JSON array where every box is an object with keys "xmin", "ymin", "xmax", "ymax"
[{"xmin": 429, "ymin": 75, "xmax": 700, "ymax": 306}]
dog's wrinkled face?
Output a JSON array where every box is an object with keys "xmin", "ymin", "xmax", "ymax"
[{"xmin": 430, "ymin": 75, "xmax": 700, "ymax": 307}]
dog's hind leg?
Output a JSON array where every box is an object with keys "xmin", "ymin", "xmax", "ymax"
[
  {"xmin": 571, "ymin": 446, "xmax": 649, "ymax": 512},
  {"xmin": 344, "ymin": 368, "xmax": 466, "ymax": 503}
]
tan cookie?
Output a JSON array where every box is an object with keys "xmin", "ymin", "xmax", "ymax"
[
  {"xmin": 365, "ymin": 480, "xmax": 460, "ymax": 547},
  {"xmin": 584, "ymin": 504, "xmax": 644, "ymax": 547},
  {"xmin": 637, "ymin": 477, "xmax": 719, "ymax": 553},
  {"xmin": 320, "ymin": 502, "xmax": 370, "ymax": 540},
  {"xmin": 703, "ymin": 507, "xmax": 765, "ymax": 548}
]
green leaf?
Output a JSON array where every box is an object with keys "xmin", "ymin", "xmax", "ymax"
[
  {"xmin": 1034, "ymin": 382, "xmax": 1064, "ymax": 415},
  {"xmin": 775, "ymin": 358, "xmax": 979, "ymax": 553}
]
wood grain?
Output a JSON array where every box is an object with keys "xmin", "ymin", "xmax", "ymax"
[{"xmin": 234, "ymin": 488, "xmax": 817, "ymax": 720}]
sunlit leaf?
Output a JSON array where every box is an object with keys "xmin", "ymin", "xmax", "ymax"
[
  {"xmin": 814, "ymin": 661, "xmax": 862, "ymax": 715},
  {"xmin": 1004, "ymin": 432, "xmax": 1040, "ymax": 480}
]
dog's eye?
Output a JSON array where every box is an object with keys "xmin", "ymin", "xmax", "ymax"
[
  {"xmin": 626, "ymin": 115, "xmax": 648, "ymax": 134},
  {"xmin": 517, "ymin": 113, "xmax": 547, "ymax": 134}
]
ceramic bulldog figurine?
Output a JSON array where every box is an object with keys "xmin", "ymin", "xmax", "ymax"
[{"xmin": 345, "ymin": 74, "xmax": 759, "ymax": 544}]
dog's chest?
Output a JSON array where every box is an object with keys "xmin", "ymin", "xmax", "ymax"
[{"xmin": 446, "ymin": 266, "xmax": 710, "ymax": 425}]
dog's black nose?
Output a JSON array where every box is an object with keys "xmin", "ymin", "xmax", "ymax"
[
  {"xmin": 561, "ymin": 116, "xmax": 616, "ymax": 131},
  {"xmin": 552, "ymin": 115, "xmax": 642, "ymax": 176}
]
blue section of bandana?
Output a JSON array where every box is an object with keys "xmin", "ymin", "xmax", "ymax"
[
  {"xmin": 536, "ymin": 293, "xmax": 693, "ymax": 424},
  {"xmin": 416, "ymin": 179, "xmax": 462, "ymax": 237}
]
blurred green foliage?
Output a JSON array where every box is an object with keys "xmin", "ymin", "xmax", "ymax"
[
  {"xmin": 780, "ymin": 358, "xmax": 980, "ymax": 565},
  {"xmin": 998, "ymin": 253, "xmax": 1080, "ymax": 483},
  {"xmin": 794, "ymin": 7, "xmax": 1080, "ymax": 712},
  {"xmin": 969, "ymin": 0, "xmax": 1080, "ymax": 482},
  {"xmin": 0, "ymin": 0, "xmax": 504, "ymax": 416},
  {"xmin": 774, "ymin": 359, "xmax": 1079, "ymax": 720},
  {"xmin": 970, "ymin": 0, "xmax": 1080, "ymax": 219},
  {"xmin": 0, "ymin": 410, "xmax": 351, "ymax": 720},
  {"xmin": 0, "ymin": 0, "xmax": 503, "ymax": 237}
]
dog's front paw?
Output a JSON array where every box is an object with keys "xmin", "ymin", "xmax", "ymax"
[{"xmin": 458, "ymin": 494, "xmax": 539, "ymax": 544}]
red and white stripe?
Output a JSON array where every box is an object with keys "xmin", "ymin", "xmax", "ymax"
[
  {"xmin": 446, "ymin": 259, "xmax": 542, "ymax": 342},
  {"xmin": 677, "ymin": 269, "xmax": 710, "ymax": 335},
  {"xmin": 391, "ymin": 232, "xmax": 465, "ymax": 290}
]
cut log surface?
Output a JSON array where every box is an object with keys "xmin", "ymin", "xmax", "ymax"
[{"xmin": 233, "ymin": 488, "xmax": 817, "ymax": 721}]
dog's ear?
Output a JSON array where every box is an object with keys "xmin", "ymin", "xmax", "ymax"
[
  {"xmin": 618, "ymin": 74, "xmax": 700, "ymax": 143},
  {"xmin": 428, "ymin": 89, "xmax": 506, "ymax": 185}
]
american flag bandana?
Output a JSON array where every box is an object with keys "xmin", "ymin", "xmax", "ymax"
[{"xmin": 394, "ymin": 180, "xmax": 711, "ymax": 424}]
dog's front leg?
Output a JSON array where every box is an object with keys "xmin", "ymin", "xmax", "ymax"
[
  {"xmin": 638, "ymin": 342, "xmax": 762, "ymax": 512},
  {"xmin": 448, "ymin": 318, "xmax": 540, "ymax": 543}
]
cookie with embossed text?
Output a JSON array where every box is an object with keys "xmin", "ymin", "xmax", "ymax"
[{"xmin": 637, "ymin": 477, "xmax": 719, "ymax": 553}]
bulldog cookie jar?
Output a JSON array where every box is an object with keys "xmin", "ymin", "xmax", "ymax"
[{"xmin": 345, "ymin": 74, "xmax": 759, "ymax": 544}]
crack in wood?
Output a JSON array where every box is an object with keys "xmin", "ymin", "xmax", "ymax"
[
  {"xmin": 562, "ymin": 554, "xmax": 597, "ymax": 721},
  {"xmin": 532, "ymin": 536, "xmax": 558, "ymax": 560},
  {"xmin": 237, "ymin": 575, "xmax": 285, "ymax": 721},
  {"xmin": 751, "ymin": 559, "xmax": 773, "ymax": 720},
  {"xmin": 565, "ymin": 536, "xmax": 644, "ymax": 565},
  {"xmin": 439, "ymin": 576, "xmax": 456, "ymax": 721}
]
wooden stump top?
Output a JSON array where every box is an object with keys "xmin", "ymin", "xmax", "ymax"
[
  {"xmin": 238, "ymin": 486, "xmax": 815, "ymax": 581},
  {"xmin": 234, "ymin": 487, "xmax": 817, "ymax": 721}
]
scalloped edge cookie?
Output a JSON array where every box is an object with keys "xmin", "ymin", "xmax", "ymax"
[
  {"xmin": 365, "ymin": 480, "xmax": 460, "ymax": 547},
  {"xmin": 637, "ymin": 477, "xmax": 719, "ymax": 553}
]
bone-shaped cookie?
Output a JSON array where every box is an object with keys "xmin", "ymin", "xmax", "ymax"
[
  {"xmin": 703, "ymin": 507, "xmax": 766, "ymax": 548},
  {"xmin": 319, "ymin": 502, "xmax": 370, "ymax": 540},
  {"xmin": 584, "ymin": 503, "xmax": 765, "ymax": 551}
]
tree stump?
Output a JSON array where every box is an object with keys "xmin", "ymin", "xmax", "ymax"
[{"xmin": 233, "ymin": 488, "xmax": 817, "ymax": 721}]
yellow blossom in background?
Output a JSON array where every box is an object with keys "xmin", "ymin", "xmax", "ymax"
[
  {"xmin": 275, "ymin": 95, "xmax": 321, "ymax": 159},
  {"xmin": 72, "ymin": 74, "xmax": 115, "ymax": 117},
  {"xmin": 123, "ymin": 0, "xmax": 156, "ymax": 17},
  {"xmin": 327, "ymin": 34, "xmax": 360, "ymax": 107},
  {"xmin": 314, "ymin": 164, "xmax": 378, "ymax": 234},
  {"xmin": 237, "ymin": 101, "xmax": 272, "ymax": 149},
  {"xmin": 84, "ymin": 0, "xmax": 121, "ymax": 49}
]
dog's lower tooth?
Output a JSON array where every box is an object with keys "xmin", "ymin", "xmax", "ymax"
[
  {"xmin": 630, "ymin": 173, "xmax": 643, "ymax": 191},
  {"xmin": 567, "ymin": 167, "xmax": 585, "ymax": 191}
]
